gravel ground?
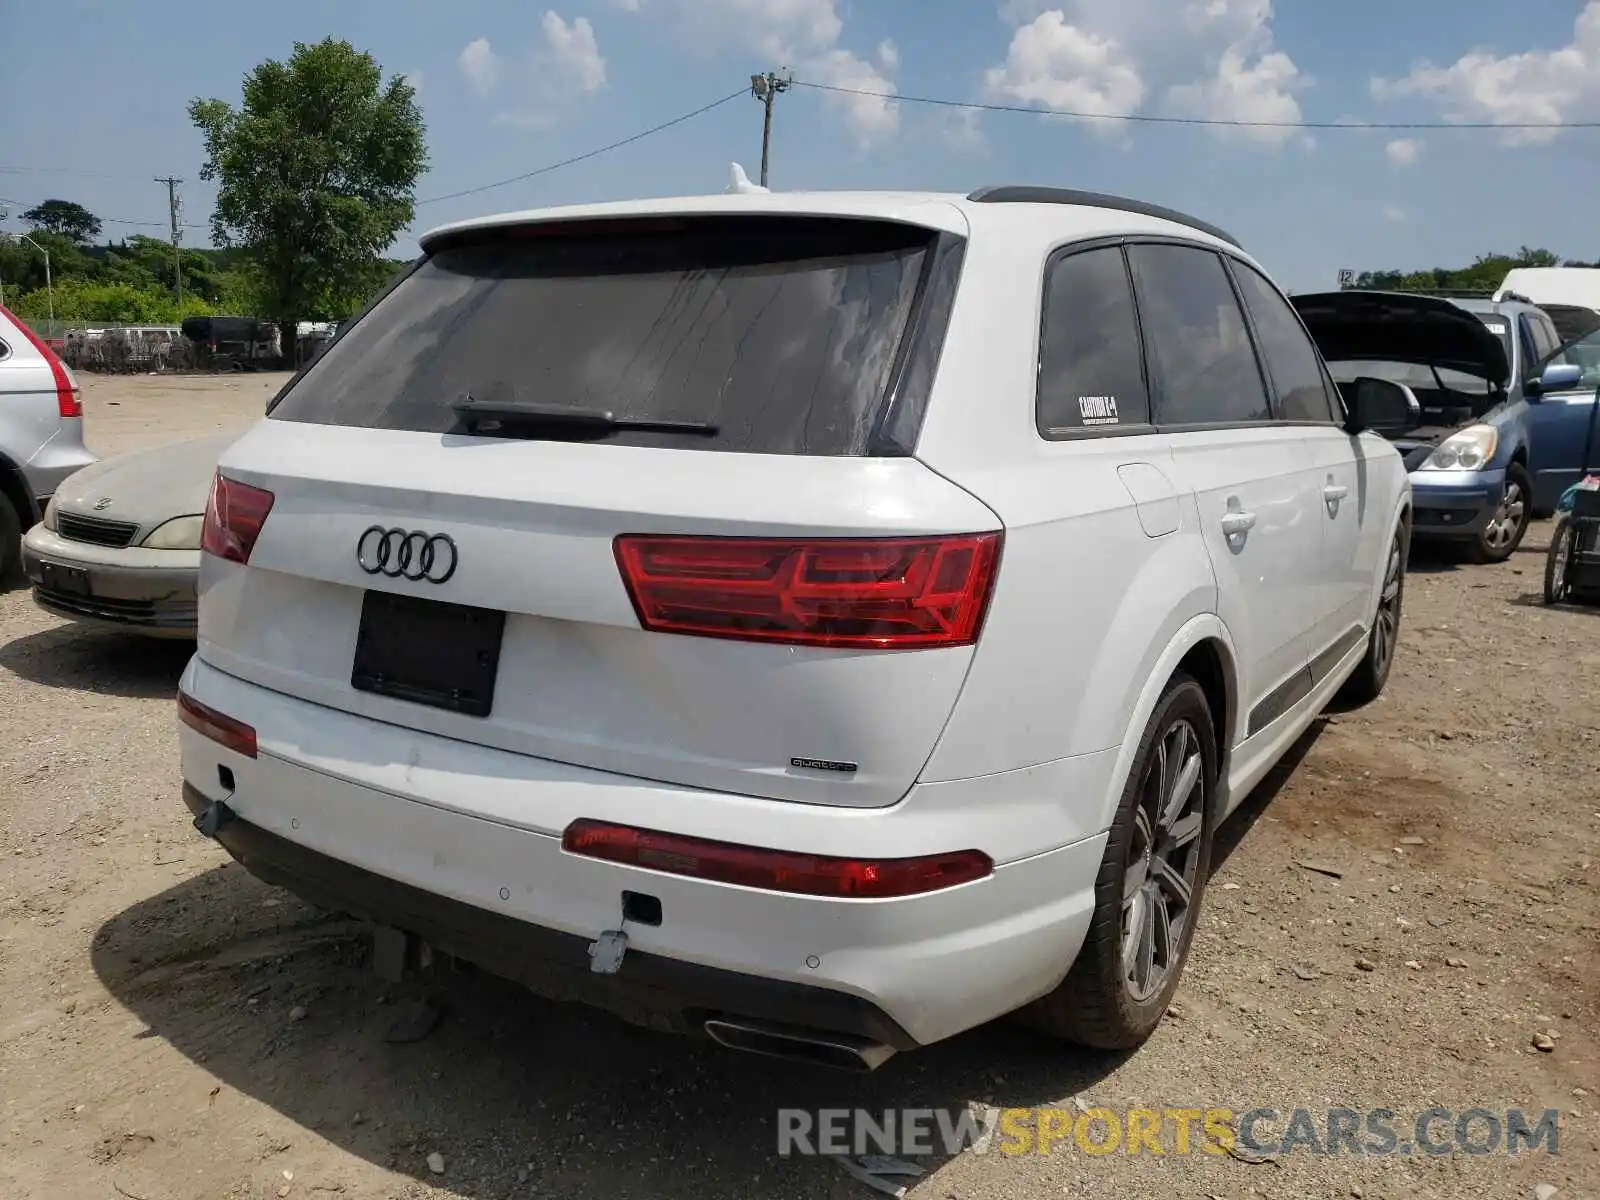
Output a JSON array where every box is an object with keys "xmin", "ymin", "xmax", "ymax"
[{"xmin": 1, "ymin": 374, "xmax": 1596, "ymax": 1200}]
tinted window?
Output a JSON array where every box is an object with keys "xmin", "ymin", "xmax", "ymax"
[
  {"xmin": 269, "ymin": 217, "xmax": 937, "ymax": 455},
  {"xmin": 1128, "ymin": 244, "xmax": 1271, "ymax": 426},
  {"xmin": 1475, "ymin": 313, "xmax": 1514, "ymax": 368},
  {"xmin": 1037, "ymin": 246, "xmax": 1149, "ymax": 435},
  {"xmin": 1231, "ymin": 263, "xmax": 1337, "ymax": 422},
  {"xmin": 1528, "ymin": 314, "xmax": 1560, "ymax": 362},
  {"xmin": 1546, "ymin": 325, "xmax": 1600, "ymax": 390}
]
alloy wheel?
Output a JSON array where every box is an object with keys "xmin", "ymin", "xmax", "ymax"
[
  {"xmin": 1121, "ymin": 719, "xmax": 1205, "ymax": 1003},
  {"xmin": 1484, "ymin": 482, "xmax": 1526, "ymax": 552},
  {"xmin": 1373, "ymin": 538, "xmax": 1403, "ymax": 680}
]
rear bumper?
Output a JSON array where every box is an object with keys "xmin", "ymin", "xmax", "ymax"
[
  {"xmin": 176, "ymin": 656, "xmax": 1108, "ymax": 1048},
  {"xmin": 181, "ymin": 782, "xmax": 919, "ymax": 1050},
  {"xmin": 19, "ymin": 420, "xmax": 96, "ymax": 506},
  {"xmin": 1407, "ymin": 468, "xmax": 1505, "ymax": 540},
  {"xmin": 21, "ymin": 528, "xmax": 197, "ymax": 636}
]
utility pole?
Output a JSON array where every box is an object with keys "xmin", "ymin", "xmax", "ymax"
[
  {"xmin": 154, "ymin": 175, "xmax": 184, "ymax": 308},
  {"xmin": 749, "ymin": 69, "xmax": 793, "ymax": 188}
]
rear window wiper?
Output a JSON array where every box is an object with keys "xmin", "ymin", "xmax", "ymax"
[{"xmin": 451, "ymin": 394, "xmax": 719, "ymax": 436}]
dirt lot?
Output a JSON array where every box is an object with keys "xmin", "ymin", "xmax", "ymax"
[{"xmin": 1, "ymin": 374, "xmax": 1596, "ymax": 1200}]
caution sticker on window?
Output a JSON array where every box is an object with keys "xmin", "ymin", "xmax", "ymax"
[{"xmin": 1078, "ymin": 395, "xmax": 1121, "ymax": 425}]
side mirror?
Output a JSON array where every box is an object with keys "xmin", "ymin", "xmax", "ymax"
[
  {"xmin": 1343, "ymin": 377, "xmax": 1419, "ymax": 437},
  {"xmin": 1527, "ymin": 362, "xmax": 1584, "ymax": 398}
]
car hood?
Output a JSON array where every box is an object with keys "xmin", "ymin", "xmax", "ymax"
[
  {"xmin": 1292, "ymin": 291, "xmax": 1510, "ymax": 387},
  {"xmin": 52, "ymin": 431, "xmax": 240, "ymax": 526}
]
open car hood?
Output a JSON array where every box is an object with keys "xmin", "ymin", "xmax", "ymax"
[{"xmin": 1292, "ymin": 291, "xmax": 1509, "ymax": 387}]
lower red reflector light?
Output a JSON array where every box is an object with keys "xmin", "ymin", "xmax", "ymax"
[
  {"xmin": 178, "ymin": 691, "xmax": 258, "ymax": 759},
  {"xmin": 561, "ymin": 819, "xmax": 992, "ymax": 898}
]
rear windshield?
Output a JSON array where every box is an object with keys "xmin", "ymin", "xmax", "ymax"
[{"xmin": 268, "ymin": 216, "xmax": 939, "ymax": 455}]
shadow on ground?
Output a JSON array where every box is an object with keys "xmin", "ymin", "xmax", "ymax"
[
  {"xmin": 92, "ymin": 861, "xmax": 1135, "ymax": 1199},
  {"xmin": 0, "ymin": 623, "xmax": 192, "ymax": 698},
  {"xmin": 1213, "ymin": 718, "xmax": 1325, "ymax": 869}
]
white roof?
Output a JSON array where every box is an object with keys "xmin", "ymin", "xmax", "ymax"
[
  {"xmin": 1495, "ymin": 267, "xmax": 1600, "ymax": 309},
  {"xmin": 418, "ymin": 188, "xmax": 1246, "ymax": 257}
]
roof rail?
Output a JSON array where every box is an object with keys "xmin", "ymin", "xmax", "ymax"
[{"xmin": 966, "ymin": 185, "xmax": 1242, "ymax": 249}]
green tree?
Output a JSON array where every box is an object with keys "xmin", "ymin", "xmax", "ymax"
[
  {"xmin": 188, "ymin": 39, "xmax": 426, "ymax": 360},
  {"xmin": 21, "ymin": 199, "xmax": 103, "ymax": 243},
  {"xmin": 1348, "ymin": 248, "xmax": 1574, "ymax": 295}
]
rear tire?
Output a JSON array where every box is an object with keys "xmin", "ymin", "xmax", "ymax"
[
  {"xmin": 1016, "ymin": 672, "xmax": 1217, "ymax": 1049},
  {"xmin": 0, "ymin": 492, "xmax": 24, "ymax": 591},
  {"xmin": 1470, "ymin": 463, "xmax": 1531, "ymax": 564},
  {"xmin": 1339, "ymin": 526, "xmax": 1406, "ymax": 706}
]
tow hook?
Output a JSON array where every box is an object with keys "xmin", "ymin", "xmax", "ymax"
[
  {"xmin": 193, "ymin": 796, "xmax": 237, "ymax": 839},
  {"xmin": 587, "ymin": 929, "xmax": 629, "ymax": 975}
]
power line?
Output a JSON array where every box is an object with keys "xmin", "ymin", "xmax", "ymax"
[
  {"xmin": 790, "ymin": 79, "xmax": 1600, "ymax": 131},
  {"xmin": 0, "ymin": 165, "xmax": 152, "ymax": 180},
  {"xmin": 1, "ymin": 203, "xmax": 206, "ymax": 230},
  {"xmin": 416, "ymin": 87, "xmax": 748, "ymax": 205}
]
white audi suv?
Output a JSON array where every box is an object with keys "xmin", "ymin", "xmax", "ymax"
[{"xmin": 177, "ymin": 185, "xmax": 1412, "ymax": 1069}]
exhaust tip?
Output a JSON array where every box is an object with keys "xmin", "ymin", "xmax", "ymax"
[{"xmin": 704, "ymin": 1017, "xmax": 895, "ymax": 1072}]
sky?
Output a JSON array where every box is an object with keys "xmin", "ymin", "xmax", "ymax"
[{"xmin": 3, "ymin": 0, "xmax": 1600, "ymax": 292}]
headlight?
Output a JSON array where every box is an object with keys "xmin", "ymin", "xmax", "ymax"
[
  {"xmin": 42, "ymin": 494, "xmax": 58, "ymax": 532},
  {"xmin": 141, "ymin": 514, "xmax": 205, "ymax": 550},
  {"xmin": 1419, "ymin": 424, "xmax": 1498, "ymax": 472}
]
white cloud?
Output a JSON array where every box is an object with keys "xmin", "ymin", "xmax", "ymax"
[
  {"xmin": 808, "ymin": 48, "xmax": 900, "ymax": 146},
  {"xmin": 458, "ymin": 37, "xmax": 499, "ymax": 97},
  {"xmin": 941, "ymin": 107, "xmax": 987, "ymax": 151},
  {"xmin": 484, "ymin": 14, "xmax": 607, "ymax": 129},
  {"xmin": 1382, "ymin": 205, "xmax": 1407, "ymax": 224},
  {"xmin": 618, "ymin": 0, "xmax": 898, "ymax": 144},
  {"xmin": 982, "ymin": 1, "xmax": 1309, "ymax": 149},
  {"xmin": 1371, "ymin": 1, "xmax": 1600, "ymax": 145},
  {"xmin": 541, "ymin": 12, "xmax": 607, "ymax": 93},
  {"xmin": 1385, "ymin": 137, "xmax": 1421, "ymax": 167},
  {"xmin": 984, "ymin": 12, "xmax": 1145, "ymax": 131}
]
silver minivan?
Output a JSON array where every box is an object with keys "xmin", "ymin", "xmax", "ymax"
[{"xmin": 0, "ymin": 306, "xmax": 96, "ymax": 586}]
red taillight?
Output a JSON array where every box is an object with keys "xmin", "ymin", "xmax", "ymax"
[
  {"xmin": 201, "ymin": 473, "xmax": 275, "ymax": 564},
  {"xmin": 177, "ymin": 691, "xmax": 258, "ymax": 758},
  {"xmin": 613, "ymin": 532, "xmax": 1002, "ymax": 649},
  {"xmin": 2, "ymin": 303, "xmax": 81, "ymax": 417},
  {"xmin": 562, "ymin": 820, "xmax": 992, "ymax": 898}
]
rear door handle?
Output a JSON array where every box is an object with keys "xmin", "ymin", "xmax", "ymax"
[
  {"xmin": 1324, "ymin": 484, "xmax": 1350, "ymax": 502},
  {"xmin": 1220, "ymin": 511, "xmax": 1257, "ymax": 537}
]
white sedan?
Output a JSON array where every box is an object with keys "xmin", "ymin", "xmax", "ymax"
[{"xmin": 21, "ymin": 432, "xmax": 236, "ymax": 637}]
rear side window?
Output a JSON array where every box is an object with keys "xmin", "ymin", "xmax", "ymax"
[
  {"xmin": 1128, "ymin": 244, "xmax": 1271, "ymax": 426},
  {"xmin": 1037, "ymin": 245, "xmax": 1150, "ymax": 435},
  {"xmin": 1527, "ymin": 313, "xmax": 1559, "ymax": 363},
  {"xmin": 268, "ymin": 216, "xmax": 939, "ymax": 455},
  {"xmin": 1230, "ymin": 262, "xmax": 1338, "ymax": 423}
]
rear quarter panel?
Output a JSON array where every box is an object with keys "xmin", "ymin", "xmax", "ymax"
[{"xmin": 918, "ymin": 438, "xmax": 1219, "ymax": 796}]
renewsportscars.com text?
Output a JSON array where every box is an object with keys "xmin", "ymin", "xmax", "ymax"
[{"xmin": 777, "ymin": 1106, "xmax": 1562, "ymax": 1158}]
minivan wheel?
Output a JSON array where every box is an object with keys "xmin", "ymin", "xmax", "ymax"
[
  {"xmin": 1471, "ymin": 463, "xmax": 1531, "ymax": 563},
  {"xmin": 0, "ymin": 493, "xmax": 24, "ymax": 591},
  {"xmin": 1338, "ymin": 527, "xmax": 1406, "ymax": 706},
  {"xmin": 1017, "ymin": 672, "xmax": 1216, "ymax": 1049}
]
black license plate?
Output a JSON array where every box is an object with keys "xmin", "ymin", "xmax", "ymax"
[
  {"xmin": 351, "ymin": 591, "xmax": 506, "ymax": 717},
  {"xmin": 40, "ymin": 560, "xmax": 91, "ymax": 597}
]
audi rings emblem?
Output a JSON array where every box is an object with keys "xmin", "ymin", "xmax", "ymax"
[{"xmin": 356, "ymin": 526, "xmax": 458, "ymax": 583}]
